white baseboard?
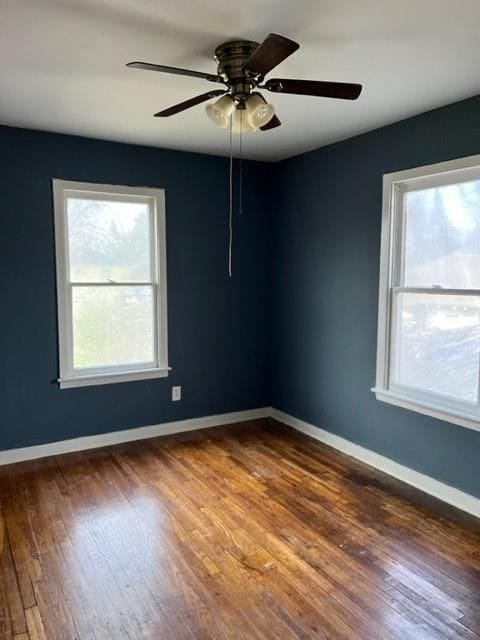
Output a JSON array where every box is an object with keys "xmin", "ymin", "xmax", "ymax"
[
  {"xmin": 271, "ymin": 408, "xmax": 480, "ymax": 519},
  {"xmin": 0, "ymin": 407, "xmax": 270, "ymax": 466}
]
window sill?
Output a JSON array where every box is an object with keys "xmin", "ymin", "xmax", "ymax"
[
  {"xmin": 59, "ymin": 367, "xmax": 171, "ymax": 389},
  {"xmin": 372, "ymin": 387, "xmax": 480, "ymax": 434}
]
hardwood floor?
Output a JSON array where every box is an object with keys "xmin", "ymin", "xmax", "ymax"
[{"xmin": 0, "ymin": 419, "xmax": 479, "ymax": 640}]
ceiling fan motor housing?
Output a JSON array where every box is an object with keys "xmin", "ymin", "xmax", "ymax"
[{"xmin": 214, "ymin": 40, "xmax": 260, "ymax": 104}]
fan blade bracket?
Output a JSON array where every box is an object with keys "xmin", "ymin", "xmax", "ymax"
[{"xmin": 265, "ymin": 80, "xmax": 284, "ymax": 93}]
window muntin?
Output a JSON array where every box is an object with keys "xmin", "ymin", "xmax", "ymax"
[
  {"xmin": 54, "ymin": 181, "xmax": 168, "ymax": 388},
  {"xmin": 374, "ymin": 156, "xmax": 480, "ymax": 432}
]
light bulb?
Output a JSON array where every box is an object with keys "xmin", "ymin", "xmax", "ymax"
[
  {"xmin": 232, "ymin": 108, "xmax": 256, "ymax": 134},
  {"xmin": 246, "ymin": 93, "xmax": 275, "ymax": 128},
  {"xmin": 205, "ymin": 95, "xmax": 235, "ymax": 128}
]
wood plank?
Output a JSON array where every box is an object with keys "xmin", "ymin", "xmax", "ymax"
[
  {"xmin": 0, "ymin": 419, "xmax": 478, "ymax": 639},
  {"xmin": 0, "ymin": 508, "xmax": 27, "ymax": 636},
  {"xmin": 24, "ymin": 607, "xmax": 46, "ymax": 640}
]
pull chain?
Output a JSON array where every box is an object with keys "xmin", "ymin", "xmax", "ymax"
[
  {"xmin": 228, "ymin": 113, "xmax": 233, "ymax": 278},
  {"xmin": 239, "ymin": 112, "xmax": 243, "ymax": 215}
]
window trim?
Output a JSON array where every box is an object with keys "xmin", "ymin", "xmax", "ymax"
[
  {"xmin": 372, "ymin": 154, "xmax": 480, "ymax": 434},
  {"xmin": 53, "ymin": 179, "xmax": 169, "ymax": 389}
]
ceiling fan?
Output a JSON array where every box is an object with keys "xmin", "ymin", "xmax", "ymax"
[{"xmin": 127, "ymin": 33, "xmax": 362, "ymax": 133}]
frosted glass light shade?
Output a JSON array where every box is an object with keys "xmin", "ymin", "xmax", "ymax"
[
  {"xmin": 205, "ymin": 95, "xmax": 235, "ymax": 128},
  {"xmin": 232, "ymin": 108, "xmax": 256, "ymax": 134},
  {"xmin": 246, "ymin": 93, "xmax": 275, "ymax": 128}
]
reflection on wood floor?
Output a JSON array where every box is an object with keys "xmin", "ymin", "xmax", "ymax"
[{"xmin": 0, "ymin": 418, "xmax": 479, "ymax": 639}]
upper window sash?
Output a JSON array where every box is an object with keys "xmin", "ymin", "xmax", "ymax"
[{"xmin": 63, "ymin": 190, "xmax": 158, "ymax": 285}]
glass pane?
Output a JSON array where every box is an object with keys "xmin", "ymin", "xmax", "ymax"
[
  {"xmin": 392, "ymin": 292, "xmax": 480, "ymax": 403},
  {"xmin": 403, "ymin": 180, "xmax": 480, "ymax": 288},
  {"xmin": 67, "ymin": 197, "xmax": 151, "ymax": 282},
  {"xmin": 72, "ymin": 286, "xmax": 155, "ymax": 369}
]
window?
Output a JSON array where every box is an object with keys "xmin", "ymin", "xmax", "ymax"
[
  {"xmin": 374, "ymin": 155, "xmax": 480, "ymax": 433},
  {"xmin": 53, "ymin": 180, "xmax": 168, "ymax": 388}
]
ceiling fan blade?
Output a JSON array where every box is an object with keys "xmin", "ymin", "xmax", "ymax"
[
  {"xmin": 154, "ymin": 90, "xmax": 226, "ymax": 117},
  {"xmin": 127, "ymin": 61, "xmax": 224, "ymax": 84},
  {"xmin": 260, "ymin": 114, "xmax": 281, "ymax": 131},
  {"xmin": 264, "ymin": 78, "xmax": 362, "ymax": 100},
  {"xmin": 243, "ymin": 34, "xmax": 299, "ymax": 77}
]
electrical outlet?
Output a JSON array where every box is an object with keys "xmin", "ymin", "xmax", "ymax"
[{"xmin": 172, "ymin": 385, "xmax": 181, "ymax": 401}]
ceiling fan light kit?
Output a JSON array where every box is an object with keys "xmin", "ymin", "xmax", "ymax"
[
  {"xmin": 127, "ymin": 32, "xmax": 363, "ymax": 134},
  {"xmin": 205, "ymin": 94, "xmax": 235, "ymax": 128},
  {"xmin": 245, "ymin": 93, "xmax": 275, "ymax": 129},
  {"xmin": 206, "ymin": 93, "xmax": 275, "ymax": 133},
  {"xmin": 232, "ymin": 108, "xmax": 257, "ymax": 134}
]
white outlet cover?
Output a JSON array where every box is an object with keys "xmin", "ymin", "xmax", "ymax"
[{"xmin": 172, "ymin": 386, "xmax": 181, "ymax": 401}]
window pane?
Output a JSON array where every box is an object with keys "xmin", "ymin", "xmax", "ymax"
[
  {"xmin": 67, "ymin": 198, "xmax": 151, "ymax": 282},
  {"xmin": 403, "ymin": 180, "xmax": 480, "ymax": 288},
  {"xmin": 392, "ymin": 292, "xmax": 480, "ymax": 403},
  {"xmin": 72, "ymin": 286, "xmax": 155, "ymax": 369}
]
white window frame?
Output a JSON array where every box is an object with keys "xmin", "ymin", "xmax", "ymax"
[
  {"xmin": 53, "ymin": 179, "xmax": 169, "ymax": 389},
  {"xmin": 373, "ymin": 154, "xmax": 480, "ymax": 434}
]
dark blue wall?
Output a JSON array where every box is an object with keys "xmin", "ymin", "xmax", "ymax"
[
  {"xmin": 272, "ymin": 96, "xmax": 480, "ymax": 498},
  {"xmin": 0, "ymin": 126, "xmax": 272, "ymax": 449}
]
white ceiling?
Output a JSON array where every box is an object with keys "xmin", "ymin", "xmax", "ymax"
[{"xmin": 0, "ymin": 0, "xmax": 479, "ymax": 161}]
